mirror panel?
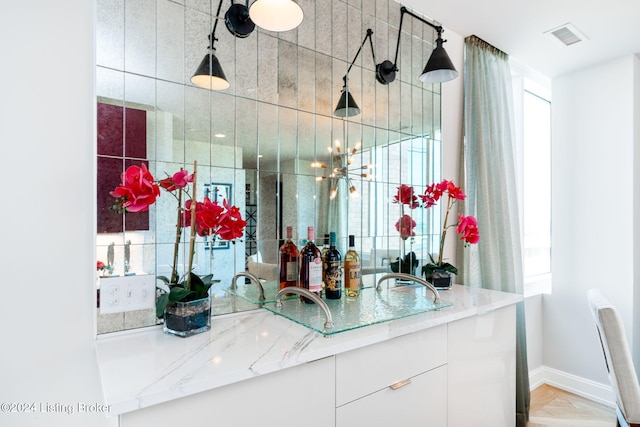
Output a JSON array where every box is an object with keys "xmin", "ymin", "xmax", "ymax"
[{"xmin": 96, "ymin": 0, "xmax": 443, "ymax": 334}]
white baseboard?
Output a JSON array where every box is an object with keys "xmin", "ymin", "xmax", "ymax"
[
  {"xmin": 529, "ymin": 365, "xmax": 615, "ymax": 408},
  {"xmin": 528, "ymin": 366, "xmax": 546, "ymax": 390}
]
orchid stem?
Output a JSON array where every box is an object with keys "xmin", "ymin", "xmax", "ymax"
[
  {"xmin": 437, "ymin": 196, "xmax": 453, "ymax": 266},
  {"xmin": 170, "ymin": 189, "xmax": 183, "ymax": 284},
  {"xmin": 186, "ymin": 161, "xmax": 198, "ymax": 291}
]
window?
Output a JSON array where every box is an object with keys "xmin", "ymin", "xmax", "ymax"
[
  {"xmin": 522, "ymin": 89, "xmax": 551, "ymax": 279},
  {"xmin": 344, "ymin": 136, "xmax": 441, "ymax": 278}
]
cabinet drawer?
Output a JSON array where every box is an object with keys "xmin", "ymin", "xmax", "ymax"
[
  {"xmin": 336, "ymin": 324, "xmax": 447, "ymax": 406},
  {"xmin": 121, "ymin": 357, "xmax": 335, "ymax": 427},
  {"xmin": 336, "ymin": 364, "xmax": 447, "ymax": 427}
]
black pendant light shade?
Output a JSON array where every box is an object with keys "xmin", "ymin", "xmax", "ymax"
[
  {"xmin": 225, "ymin": 3, "xmax": 255, "ymax": 38},
  {"xmin": 419, "ymin": 35, "xmax": 458, "ymax": 83},
  {"xmin": 378, "ymin": 7, "xmax": 458, "ymax": 85},
  {"xmin": 334, "ymin": 89, "xmax": 361, "ymax": 117},
  {"xmin": 191, "ymin": 51, "xmax": 230, "ymax": 90},
  {"xmin": 334, "ymin": 29, "xmax": 375, "ymax": 117},
  {"xmin": 191, "ymin": 0, "xmax": 231, "ymax": 90}
]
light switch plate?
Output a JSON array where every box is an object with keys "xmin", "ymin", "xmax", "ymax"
[{"xmin": 99, "ymin": 275, "xmax": 155, "ymax": 314}]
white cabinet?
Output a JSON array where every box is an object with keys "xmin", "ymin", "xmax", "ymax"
[
  {"xmin": 120, "ymin": 356, "xmax": 335, "ymax": 427},
  {"xmin": 337, "ymin": 365, "xmax": 447, "ymax": 427},
  {"xmin": 117, "ymin": 305, "xmax": 517, "ymax": 427},
  {"xmin": 335, "ymin": 325, "xmax": 448, "ymax": 427},
  {"xmin": 447, "ymin": 304, "xmax": 517, "ymax": 427}
]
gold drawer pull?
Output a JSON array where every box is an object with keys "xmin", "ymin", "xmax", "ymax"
[{"xmin": 389, "ymin": 378, "xmax": 412, "ymax": 390}]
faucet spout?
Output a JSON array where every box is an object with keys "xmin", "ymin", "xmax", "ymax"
[
  {"xmin": 376, "ymin": 273, "xmax": 441, "ymax": 304},
  {"xmin": 231, "ymin": 271, "xmax": 266, "ymax": 302},
  {"xmin": 275, "ymin": 287, "xmax": 334, "ymax": 332}
]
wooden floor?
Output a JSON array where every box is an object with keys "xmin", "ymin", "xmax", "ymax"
[{"xmin": 527, "ymin": 384, "xmax": 617, "ymax": 426}]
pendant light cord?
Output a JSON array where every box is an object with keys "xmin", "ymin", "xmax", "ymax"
[
  {"xmin": 208, "ymin": 0, "xmax": 226, "ymax": 49},
  {"xmin": 345, "ymin": 29, "xmax": 377, "ymax": 78},
  {"xmin": 392, "ymin": 7, "xmax": 444, "ymax": 70}
]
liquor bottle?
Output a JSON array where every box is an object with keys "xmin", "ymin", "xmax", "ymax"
[
  {"xmin": 344, "ymin": 234, "xmax": 361, "ymax": 297},
  {"xmin": 299, "ymin": 226, "xmax": 323, "ymax": 303},
  {"xmin": 279, "ymin": 226, "xmax": 298, "ymax": 291},
  {"xmin": 324, "ymin": 232, "xmax": 342, "ymax": 299}
]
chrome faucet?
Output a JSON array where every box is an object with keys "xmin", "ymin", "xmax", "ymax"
[
  {"xmin": 231, "ymin": 271, "xmax": 266, "ymax": 302},
  {"xmin": 376, "ymin": 273, "xmax": 441, "ymax": 305},
  {"xmin": 275, "ymin": 287, "xmax": 334, "ymax": 331}
]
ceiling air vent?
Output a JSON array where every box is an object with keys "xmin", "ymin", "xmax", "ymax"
[{"xmin": 545, "ymin": 23, "xmax": 588, "ymax": 46}]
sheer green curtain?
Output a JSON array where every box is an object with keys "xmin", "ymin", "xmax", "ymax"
[{"xmin": 460, "ymin": 35, "xmax": 530, "ymax": 426}]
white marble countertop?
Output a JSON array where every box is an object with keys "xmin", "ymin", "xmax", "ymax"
[{"xmin": 95, "ymin": 284, "xmax": 522, "ymax": 416}]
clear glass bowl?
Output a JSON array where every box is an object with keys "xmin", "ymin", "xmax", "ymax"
[{"xmin": 261, "ymin": 284, "xmax": 452, "ymax": 335}]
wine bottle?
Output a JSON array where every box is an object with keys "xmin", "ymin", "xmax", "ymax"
[
  {"xmin": 324, "ymin": 232, "xmax": 342, "ymax": 299},
  {"xmin": 279, "ymin": 226, "xmax": 299, "ymax": 291},
  {"xmin": 299, "ymin": 226, "xmax": 323, "ymax": 303},
  {"xmin": 320, "ymin": 233, "xmax": 329, "ymax": 291},
  {"xmin": 344, "ymin": 234, "xmax": 361, "ymax": 297},
  {"xmin": 321, "ymin": 233, "xmax": 330, "ymax": 259}
]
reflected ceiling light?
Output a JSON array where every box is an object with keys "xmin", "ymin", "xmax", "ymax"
[
  {"xmin": 248, "ymin": 0, "xmax": 304, "ymax": 32},
  {"xmin": 376, "ymin": 6, "xmax": 458, "ymax": 85},
  {"xmin": 312, "ymin": 141, "xmax": 373, "ymax": 199},
  {"xmin": 214, "ymin": 133, "xmax": 226, "ymax": 138},
  {"xmin": 334, "ymin": 29, "xmax": 376, "ymax": 118},
  {"xmin": 191, "ymin": 0, "xmax": 230, "ymax": 90}
]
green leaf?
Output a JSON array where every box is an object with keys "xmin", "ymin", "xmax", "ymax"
[
  {"xmin": 199, "ymin": 274, "xmax": 214, "ymax": 285},
  {"xmin": 156, "ymin": 293, "xmax": 169, "ymax": 318},
  {"xmin": 169, "ymin": 286, "xmax": 196, "ymax": 302},
  {"xmin": 189, "ymin": 273, "xmax": 205, "ymax": 298},
  {"xmin": 439, "ymin": 263, "xmax": 458, "ymax": 275},
  {"xmin": 157, "ymin": 275, "xmax": 171, "ymax": 284},
  {"xmin": 422, "ymin": 263, "xmax": 439, "ymax": 276},
  {"xmin": 190, "ymin": 272, "xmax": 205, "ymax": 287},
  {"xmin": 189, "ymin": 273, "xmax": 215, "ymax": 299},
  {"xmin": 422, "ymin": 262, "xmax": 458, "ymax": 276}
]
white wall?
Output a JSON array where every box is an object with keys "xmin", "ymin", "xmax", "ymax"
[
  {"xmin": 0, "ymin": 1, "xmax": 112, "ymax": 426},
  {"xmin": 0, "ymin": 2, "xmax": 512, "ymax": 425},
  {"xmin": 633, "ymin": 54, "xmax": 640, "ymax": 375},
  {"xmin": 546, "ymin": 54, "xmax": 638, "ymax": 402},
  {"xmin": 419, "ymin": 26, "xmax": 638, "ymax": 406},
  {"xmin": 441, "ymin": 29, "xmax": 464, "ymax": 266}
]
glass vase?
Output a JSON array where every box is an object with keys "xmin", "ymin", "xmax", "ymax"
[
  {"xmin": 425, "ymin": 269, "xmax": 453, "ymax": 290},
  {"xmin": 163, "ymin": 295, "xmax": 212, "ymax": 337}
]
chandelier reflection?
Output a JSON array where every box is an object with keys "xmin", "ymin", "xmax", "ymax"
[{"xmin": 312, "ymin": 141, "xmax": 373, "ymax": 200}]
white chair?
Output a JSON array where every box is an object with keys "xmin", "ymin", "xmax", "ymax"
[
  {"xmin": 587, "ymin": 289, "xmax": 640, "ymax": 427},
  {"xmin": 246, "ymin": 252, "xmax": 278, "ymax": 281}
]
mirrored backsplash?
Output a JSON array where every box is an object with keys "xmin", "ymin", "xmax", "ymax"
[{"xmin": 96, "ymin": 0, "xmax": 443, "ymax": 334}]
